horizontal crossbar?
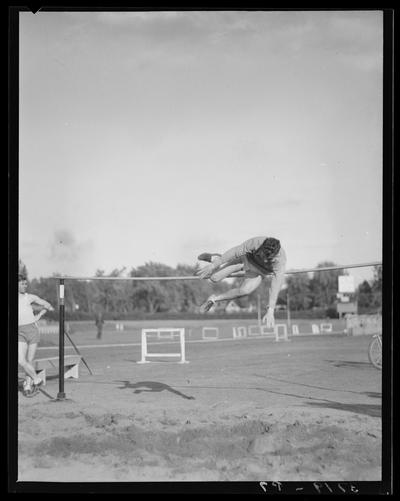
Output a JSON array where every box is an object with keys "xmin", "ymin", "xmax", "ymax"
[
  {"xmin": 143, "ymin": 328, "xmax": 184, "ymax": 333},
  {"xmin": 52, "ymin": 261, "xmax": 382, "ymax": 281},
  {"xmin": 144, "ymin": 353, "xmax": 181, "ymax": 357}
]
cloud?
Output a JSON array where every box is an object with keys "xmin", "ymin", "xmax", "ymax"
[
  {"xmin": 94, "ymin": 11, "xmax": 265, "ymax": 50},
  {"xmin": 49, "ymin": 229, "xmax": 94, "ymax": 275},
  {"xmin": 96, "ymin": 11, "xmax": 185, "ymax": 24},
  {"xmin": 43, "ymin": 11, "xmax": 382, "ymax": 76}
]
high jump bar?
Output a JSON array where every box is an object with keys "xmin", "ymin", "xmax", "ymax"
[{"xmin": 53, "ymin": 261, "xmax": 382, "ymax": 281}]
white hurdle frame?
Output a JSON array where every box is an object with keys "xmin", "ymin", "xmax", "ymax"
[
  {"xmin": 260, "ymin": 325, "xmax": 275, "ymax": 337},
  {"xmin": 202, "ymin": 326, "xmax": 219, "ymax": 340},
  {"xmin": 233, "ymin": 326, "xmax": 247, "ymax": 338},
  {"xmin": 312, "ymin": 324, "xmax": 320, "ymax": 334},
  {"xmin": 274, "ymin": 323, "xmax": 289, "ymax": 342},
  {"xmin": 248, "ymin": 324, "xmax": 262, "ymax": 336},
  {"xmin": 138, "ymin": 328, "xmax": 188, "ymax": 364},
  {"xmin": 291, "ymin": 324, "xmax": 300, "ymax": 335}
]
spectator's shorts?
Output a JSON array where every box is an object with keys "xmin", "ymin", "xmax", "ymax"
[{"xmin": 18, "ymin": 323, "xmax": 40, "ymax": 344}]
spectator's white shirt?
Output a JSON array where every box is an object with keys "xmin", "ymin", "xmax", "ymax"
[{"xmin": 19, "ymin": 293, "xmax": 36, "ymax": 326}]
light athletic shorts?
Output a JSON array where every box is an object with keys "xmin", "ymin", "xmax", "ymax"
[
  {"xmin": 242, "ymin": 255, "xmax": 265, "ymax": 278},
  {"xmin": 18, "ymin": 323, "xmax": 40, "ymax": 345}
]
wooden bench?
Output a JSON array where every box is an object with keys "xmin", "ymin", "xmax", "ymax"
[{"xmin": 34, "ymin": 355, "xmax": 82, "ymax": 385}]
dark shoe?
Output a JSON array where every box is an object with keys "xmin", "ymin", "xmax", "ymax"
[
  {"xmin": 200, "ymin": 298, "xmax": 216, "ymax": 313},
  {"xmin": 25, "ymin": 390, "xmax": 40, "ymax": 398},
  {"xmin": 197, "ymin": 252, "xmax": 221, "ymax": 262}
]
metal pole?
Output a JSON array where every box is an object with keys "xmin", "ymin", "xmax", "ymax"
[
  {"xmin": 287, "ymin": 290, "xmax": 291, "ymax": 330},
  {"xmin": 57, "ymin": 278, "xmax": 66, "ymax": 400},
  {"xmin": 257, "ymin": 294, "xmax": 262, "ymax": 334}
]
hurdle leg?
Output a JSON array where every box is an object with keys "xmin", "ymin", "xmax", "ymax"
[
  {"xmin": 179, "ymin": 329, "xmax": 189, "ymax": 363},
  {"xmin": 137, "ymin": 329, "xmax": 149, "ymax": 363},
  {"xmin": 292, "ymin": 324, "xmax": 299, "ymax": 335},
  {"xmin": 274, "ymin": 324, "xmax": 289, "ymax": 342},
  {"xmin": 312, "ymin": 324, "xmax": 320, "ymax": 334}
]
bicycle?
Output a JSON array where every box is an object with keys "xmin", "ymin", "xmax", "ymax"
[{"xmin": 368, "ymin": 333, "xmax": 382, "ymax": 370}]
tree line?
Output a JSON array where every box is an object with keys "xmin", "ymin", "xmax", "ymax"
[{"xmin": 19, "ymin": 260, "xmax": 382, "ymax": 319}]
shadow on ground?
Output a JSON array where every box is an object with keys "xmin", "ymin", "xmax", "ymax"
[
  {"xmin": 362, "ymin": 391, "xmax": 381, "ymax": 399},
  {"xmin": 306, "ymin": 400, "xmax": 381, "ymax": 418},
  {"xmin": 252, "ymin": 374, "xmax": 373, "ymax": 396},
  {"xmin": 115, "ymin": 380, "xmax": 195, "ymax": 400},
  {"xmin": 325, "ymin": 359, "xmax": 373, "ymax": 369}
]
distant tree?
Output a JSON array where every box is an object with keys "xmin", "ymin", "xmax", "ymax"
[
  {"xmin": 29, "ymin": 277, "xmax": 58, "ymax": 307},
  {"xmin": 94, "ymin": 268, "xmax": 126, "ymax": 312},
  {"xmin": 370, "ymin": 265, "xmax": 382, "ymax": 310},
  {"xmin": 310, "ymin": 262, "xmax": 345, "ymax": 309},
  {"xmin": 357, "ymin": 280, "xmax": 373, "ymax": 309},
  {"xmin": 129, "ymin": 263, "xmax": 176, "ymax": 313},
  {"xmin": 285, "ymin": 273, "xmax": 312, "ymax": 310},
  {"xmin": 19, "ymin": 259, "xmax": 28, "ymax": 279},
  {"xmin": 371, "ymin": 265, "xmax": 382, "ymax": 292}
]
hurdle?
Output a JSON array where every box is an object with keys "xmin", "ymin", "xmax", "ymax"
[
  {"xmin": 248, "ymin": 324, "xmax": 262, "ymax": 336},
  {"xmin": 292, "ymin": 324, "xmax": 300, "ymax": 335},
  {"xmin": 34, "ymin": 355, "xmax": 82, "ymax": 385},
  {"xmin": 233, "ymin": 326, "xmax": 247, "ymax": 338},
  {"xmin": 138, "ymin": 328, "xmax": 188, "ymax": 363},
  {"xmin": 157, "ymin": 329, "xmax": 181, "ymax": 340},
  {"xmin": 260, "ymin": 325, "xmax": 275, "ymax": 337},
  {"xmin": 312, "ymin": 324, "xmax": 320, "ymax": 334},
  {"xmin": 248, "ymin": 324, "xmax": 278, "ymax": 338},
  {"xmin": 274, "ymin": 324, "xmax": 289, "ymax": 342},
  {"xmin": 202, "ymin": 326, "xmax": 219, "ymax": 340},
  {"xmin": 320, "ymin": 323, "xmax": 333, "ymax": 333}
]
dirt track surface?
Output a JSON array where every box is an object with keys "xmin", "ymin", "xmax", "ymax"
[{"xmin": 18, "ymin": 333, "xmax": 382, "ymax": 482}]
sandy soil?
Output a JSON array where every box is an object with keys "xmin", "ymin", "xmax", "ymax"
[{"xmin": 17, "ymin": 332, "xmax": 382, "ymax": 483}]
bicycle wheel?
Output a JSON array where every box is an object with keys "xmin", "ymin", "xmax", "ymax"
[{"xmin": 368, "ymin": 336, "xmax": 382, "ymax": 370}]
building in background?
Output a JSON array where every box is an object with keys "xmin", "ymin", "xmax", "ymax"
[{"xmin": 336, "ymin": 275, "xmax": 358, "ymax": 318}]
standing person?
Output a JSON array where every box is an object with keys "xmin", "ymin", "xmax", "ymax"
[
  {"xmin": 18, "ymin": 274, "xmax": 54, "ymax": 396},
  {"xmin": 94, "ymin": 308, "xmax": 105, "ymax": 340},
  {"xmin": 196, "ymin": 237, "xmax": 286, "ymax": 328}
]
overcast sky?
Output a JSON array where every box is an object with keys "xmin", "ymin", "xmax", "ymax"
[{"xmin": 18, "ymin": 10, "xmax": 383, "ymax": 284}]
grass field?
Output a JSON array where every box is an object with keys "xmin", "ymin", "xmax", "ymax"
[{"xmin": 37, "ymin": 317, "xmax": 347, "ymax": 347}]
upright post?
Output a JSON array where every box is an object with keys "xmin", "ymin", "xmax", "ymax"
[
  {"xmin": 257, "ymin": 294, "xmax": 262, "ymax": 334},
  {"xmin": 180, "ymin": 329, "xmax": 186, "ymax": 363},
  {"xmin": 139, "ymin": 329, "xmax": 147, "ymax": 363},
  {"xmin": 287, "ymin": 289, "xmax": 291, "ymax": 330},
  {"xmin": 57, "ymin": 278, "xmax": 66, "ymax": 400}
]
